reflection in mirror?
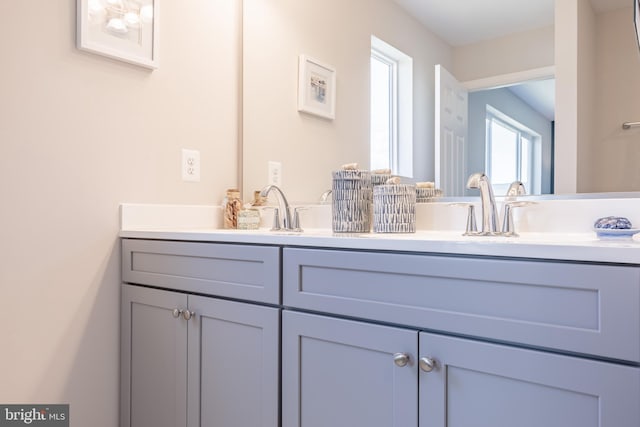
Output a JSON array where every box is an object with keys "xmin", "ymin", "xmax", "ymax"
[
  {"xmin": 468, "ymin": 78, "xmax": 555, "ymax": 196},
  {"xmin": 578, "ymin": 0, "xmax": 640, "ymax": 193},
  {"xmin": 243, "ymin": 0, "xmax": 449, "ymax": 202},
  {"xmin": 370, "ymin": 35, "xmax": 414, "ymax": 175},
  {"xmin": 242, "ymin": 0, "xmax": 640, "ymax": 202},
  {"xmin": 435, "ymin": 63, "xmax": 554, "ymax": 197}
]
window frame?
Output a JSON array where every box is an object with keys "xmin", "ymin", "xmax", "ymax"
[
  {"xmin": 370, "ymin": 48, "xmax": 399, "ymax": 172},
  {"xmin": 370, "ymin": 36, "xmax": 413, "ymax": 176},
  {"xmin": 485, "ymin": 108, "xmax": 539, "ymax": 194}
]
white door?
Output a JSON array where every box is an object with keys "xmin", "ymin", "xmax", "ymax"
[{"xmin": 435, "ymin": 64, "xmax": 468, "ymax": 196}]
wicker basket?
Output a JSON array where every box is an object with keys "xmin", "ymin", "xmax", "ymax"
[
  {"xmin": 373, "ymin": 184, "xmax": 416, "ymax": 233},
  {"xmin": 332, "ymin": 170, "xmax": 373, "ymax": 233},
  {"xmin": 416, "ymin": 187, "xmax": 443, "ymax": 203}
]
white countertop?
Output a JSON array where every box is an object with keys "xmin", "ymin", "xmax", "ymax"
[
  {"xmin": 119, "ymin": 227, "xmax": 640, "ymax": 264},
  {"xmin": 119, "ymin": 202, "xmax": 640, "ymax": 264}
]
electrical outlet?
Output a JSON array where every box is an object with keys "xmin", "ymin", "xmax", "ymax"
[
  {"xmin": 182, "ymin": 149, "xmax": 201, "ymax": 182},
  {"xmin": 268, "ymin": 161, "xmax": 282, "ymax": 186}
]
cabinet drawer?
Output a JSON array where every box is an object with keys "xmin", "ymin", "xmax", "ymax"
[
  {"xmin": 123, "ymin": 239, "xmax": 280, "ymax": 304},
  {"xmin": 283, "ymin": 248, "xmax": 640, "ymax": 362}
]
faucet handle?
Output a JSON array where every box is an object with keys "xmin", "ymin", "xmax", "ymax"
[
  {"xmin": 465, "ymin": 205, "xmax": 478, "ymax": 235},
  {"xmin": 261, "ymin": 207, "xmax": 281, "ymax": 231},
  {"xmin": 271, "ymin": 208, "xmax": 282, "ymax": 231},
  {"xmin": 501, "ymin": 201, "xmax": 536, "ymax": 237},
  {"xmin": 449, "ymin": 203, "xmax": 478, "ymax": 236},
  {"xmin": 292, "ymin": 207, "xmax": 308, "ymax": 232}
]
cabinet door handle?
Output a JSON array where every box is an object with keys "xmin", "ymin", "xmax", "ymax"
[
  {"xmin": 182, "ymin": 310, "xmax": 195, "ymax": 320},
  {"xmin": 419, "ymin": 357, "xmax": 437, "ymax": 373},
  {"xmin": 393, "ymin": 353, "xmax": 410, "ymax": 367},
  {"xmin": 172, "ymin": 308, "xmax": 183, "ymax": 318}
]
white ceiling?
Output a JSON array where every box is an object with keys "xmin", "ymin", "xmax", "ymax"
[
  {"xmin": 507, "ymin": 79, "xmax": 556, "ymax": 121},
  {"xmin": 393, "ymin": 0, "xmax": 630, "ymax": 47}
]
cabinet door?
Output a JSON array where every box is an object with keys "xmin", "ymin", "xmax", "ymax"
[
  {"xmin": 282, "ymin": 311, "xmax": 418, "ymax": 427},
  {"xmin": 187, "ymin": 296, "xmax": 280, "ymax": 427},
  {"xmin": 419, "ymin": 332, "xmax": 640, "ymax": 427},
  {"xmin": 121, "ymin": 285, "xmax": 188, "ymax": 427}
]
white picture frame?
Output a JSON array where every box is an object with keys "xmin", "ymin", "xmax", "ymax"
[
  {"xmin": 76, "ymin": 0, "xmax": 159, "ymax": 69},
  {"xmin": 298, "ymin": 55, "xmax": 336, "ymax": 119}
]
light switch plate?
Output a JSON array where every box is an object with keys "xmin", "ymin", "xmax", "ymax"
[{"xmin": 268, "ymin": 161, "xmax": 282, "ymax": 186}]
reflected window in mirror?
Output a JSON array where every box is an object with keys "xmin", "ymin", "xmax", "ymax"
[
  {"xmin": 370, "ymin": 49, "xmax": 395, "ymax": 170},
  {"xmin": 370, "ymin": 36, "xmax": 413, "ymax": 175},
  {"xmin": 486, "ymin": 107, "xmax": 542, "ymax": 195}
]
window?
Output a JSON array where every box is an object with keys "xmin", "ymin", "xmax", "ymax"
[
  {"xmin": 370, "ymin": 50, "xmax": 396, "ymax": 171},
  {"xmin": 370, "ymin": 36, "xmax": 412, "ymax": 175},
  {"xmin": 486, "ymin": 107, "xmax": 541, "ymax": 195}
]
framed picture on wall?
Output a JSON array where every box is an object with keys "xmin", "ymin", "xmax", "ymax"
[
  {"xmin": 298, "ymin": 55, "xmax": 336, "ymax": 119},
  {"xmin": 76, "ymin": 0, "xmax": 159, "ymax": 69}
]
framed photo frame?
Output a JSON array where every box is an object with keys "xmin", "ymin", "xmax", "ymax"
[
  {"xmin": 76, "ymin": 0, "xmax": 159, "ymax": 69},
  {"xmin": 298, "ymin": 55, "xmax": 336, "ymax": 119}
]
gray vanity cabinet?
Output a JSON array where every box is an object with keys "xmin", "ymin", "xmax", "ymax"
[
  {"xmin": 120, "ymin": 239, "xmax": 281, "ymax": 427},
  {"xmin": 283, "ymin": 247, "xmax": 640, "ymax": 427},
  {"xmin": 186, "ymin": 294, "xmax": 279, "ymax": 427},
  {"xmin": 282, "ymin": 310, "xmax": 418, "ymax": 427},
  {"xmin": 121, "ymin": 239, "xmax": 280, "ymax": 304},
  {"xmin": 419, "ymin": 332, "xmax": 640, "ymax": 427},
  {"xmin": 121, "ymin": 285, "xmax": 188, "ymax": 427},
  {"xmin": 120, "ymin": 238, "xmax": 640, "ymax": 427},
  {"xmin": 283, "ymin": 248, "xmax": 640, "ymax": 363},
  {"xmin": 282, "ymin": 309, "xmax": 640, "ymax": 427}
]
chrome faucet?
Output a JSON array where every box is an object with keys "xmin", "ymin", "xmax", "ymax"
[
  {"xmin": 319, "ymin": 189, "xmax": 332, "ymax": 204},
  {"xmin": 506, "ymin": 181, "xmax": 526, "ymax": 198},
  {"xmin": 260, "ymin": 184, "xmax": 293, "ymax": 230},
  {"xmin": 501, "ymin": 181, "xmax": 535, "ymax": 236},
  {"xmin": 466, "ymin": 172, "xmax": 499, "ymax": 235}
]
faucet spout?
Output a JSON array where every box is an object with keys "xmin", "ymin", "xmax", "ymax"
[
  {"xmin": 506, "ymin": 181, "xmax": 526, "ymax": 198},
  {"xmin": 466, "ymin": 173, "xmax": 499, "ymax": 234},
  {"xmin": 260, "ymin": 184, "xmax": 293, "ymax": 230},
  {"xmin": 319, "ymin": 189, "xmax": 332, "ymax": 204}
]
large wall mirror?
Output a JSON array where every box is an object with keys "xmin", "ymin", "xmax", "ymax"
[{"xmin": 242, "ymin": 0, "xmax": 640, "ymax": 203}]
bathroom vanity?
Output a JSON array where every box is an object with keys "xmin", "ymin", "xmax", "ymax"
[
  {"xmin": 119, "ymin": 203, "xmax": 640, "ymax": 427},
  {"xmin": 120, "ymin": 240, "xmax": 280, "ymax": 427}
]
